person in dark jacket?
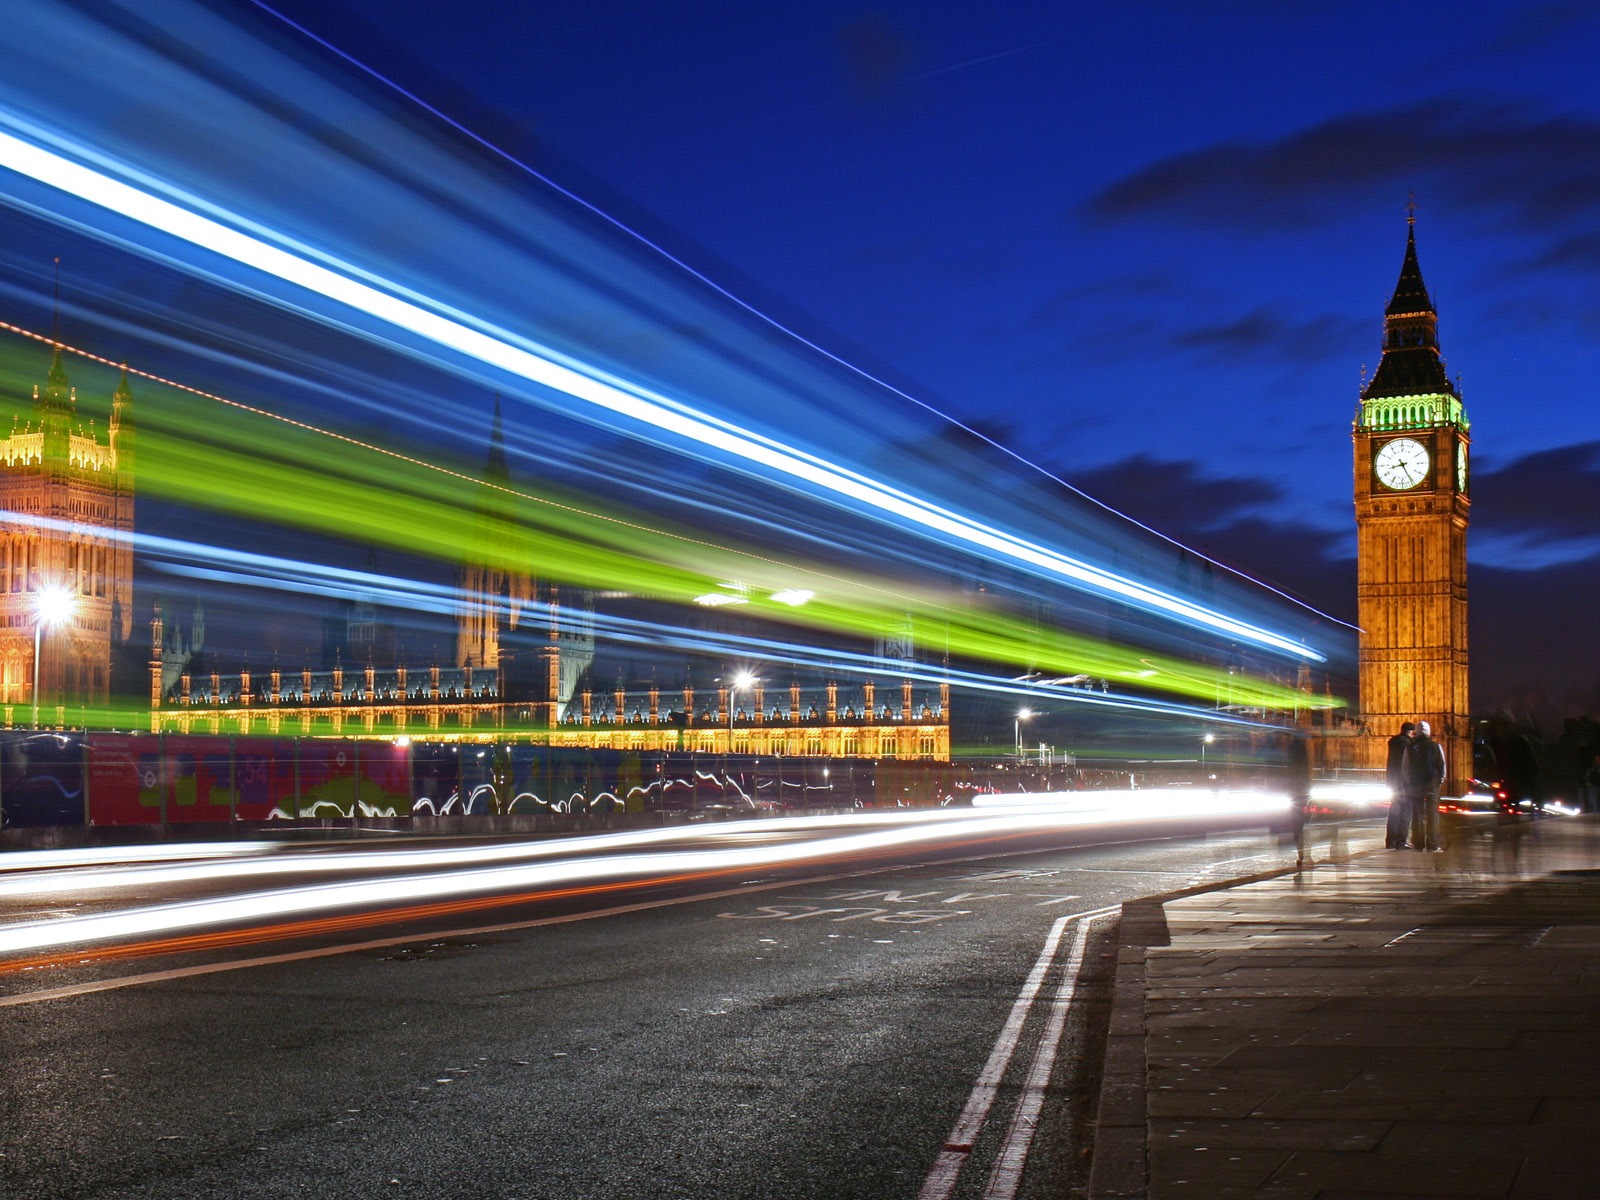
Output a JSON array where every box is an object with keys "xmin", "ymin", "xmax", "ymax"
[
  {"xmin": 1405, "ymin": 720, "xmax": 1447, "ymax": 851},
  {"xmin": 1385, "ymin": 721, "xmax": 1416, "ymax": 848}
]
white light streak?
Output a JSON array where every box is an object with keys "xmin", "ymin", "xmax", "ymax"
[
  {"xmin": 0, "ymin": 842, "xmax": 283, "ymax": 873},
  {"xmin": 0, "ymin": 818, "xmax": 819, "ymax": 897},
  {"xmin": 0, "ymin": 795, "xmax": 1290, "ymax": 955},
  {"xmin": 1309, "ymin": 782, "xmax": 1391, "ymax": 804}
]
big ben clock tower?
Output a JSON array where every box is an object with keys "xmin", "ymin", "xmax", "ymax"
[{"xmin": 1353, "ymin": 212, "xmax": 1470, "ymax": 792}]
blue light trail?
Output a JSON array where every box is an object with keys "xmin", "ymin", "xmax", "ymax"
[{"xmin": 0, "ymin": 122, "xmax": 1320, "ymax": 662}]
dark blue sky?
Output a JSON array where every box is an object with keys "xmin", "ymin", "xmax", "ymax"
[
  {"xmin": 263, "ymin": 0, "xmax": 1600, "ymax": 721},
  {"xmin": 0, "ymin": 0, "xmax": 1595, "ymax": 726}
]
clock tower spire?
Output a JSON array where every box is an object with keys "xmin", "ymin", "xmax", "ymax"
[{"xmin": 1352, "ymin": 212, "xmax": 1471, "ymax": 792}]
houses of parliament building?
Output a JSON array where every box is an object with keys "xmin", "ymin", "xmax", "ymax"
[{"xmin": 0, "ymin": 334, "xmax": 952, "ymax": 762}]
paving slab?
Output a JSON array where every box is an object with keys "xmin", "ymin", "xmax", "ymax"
[{"xmin": 1088, "ymin": 815, "xmax": 1600, "ymax": 1199}]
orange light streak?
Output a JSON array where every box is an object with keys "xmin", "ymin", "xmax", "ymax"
[{"xmin": 0, "ymin": 866, "xmax": 738, "ymax": 976}]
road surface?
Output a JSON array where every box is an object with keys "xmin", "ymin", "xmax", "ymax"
[{"xmin": 0, "ymin": 803, "xmax": 1359, "ymax": 1198}]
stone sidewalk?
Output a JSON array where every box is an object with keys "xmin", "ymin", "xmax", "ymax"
[{"xmin": 1089, "ymin": 816, "xmax": 1600, "ymax": 1199}]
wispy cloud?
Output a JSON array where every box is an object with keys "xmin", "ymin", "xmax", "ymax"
[
  {"xmin": 1470, "ymin": 441, "xmax": 1600, "ymax": 551},
  {"xmin": 1036, "ymin": 282, "xmax": 1364, "ymax": 368},
  {"xmin": 1479, "ymin": 2, "xmax": 1600, "ymax": 55},
  {"xmin": 1081, "ymin": 97, "xmax": 1600, "ymax": 241},
  {"xmin": 1063, "ymin": 454, "xmax": 1280, "ymax": 536},
  {"xmin": 1168, "ymin": 309, "xmax": 1367, "ymax": 364}
]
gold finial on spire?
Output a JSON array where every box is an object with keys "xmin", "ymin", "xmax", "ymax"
[
  {"xmin": 51, "ymin": 256, "xmax": 61, "ymax": 344},
  {"xmin": 1406, "ymin": 193, "xmax": 1417, "ymax": 226}
]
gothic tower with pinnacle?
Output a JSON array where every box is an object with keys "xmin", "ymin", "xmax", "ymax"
[
  {"xmin": 0, "ymin": 344, "xmax": 136, "ymax": 716},
  {"xmin": 455, "ymin": 398, "xmax": 534, "ymax": 673},
  {"xmin": 454, "ymin": 398, "xmax": 595, "ymax": 724},
  {"xmin": 1352, "ymin": 214, "xmax": 1471, "ymax": 791}
]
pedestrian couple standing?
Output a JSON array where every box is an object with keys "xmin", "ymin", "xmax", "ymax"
[{"xmin": 1385, "ymin": 720, "xmax": 1446, "ymax": 851}]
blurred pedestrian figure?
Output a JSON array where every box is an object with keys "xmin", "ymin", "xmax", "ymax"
[
  {"xmin": 1385, "ymin": 721, "xmax": 1416, "ymax": 849},
  {"xmin": 1499, "ymin": 724, "xmax": 1542, "ymax": 814},
  {"xmin": 1491, "ymin": 800, "xmax": 1528, "ymax": 874},
  {"xmin": 1405, "ymin": 720, "xmax": 1446, "ymax": 851},
  {"xmin": 1286, "ymin": 733, "xmax": 1312, "ymax": 868}
]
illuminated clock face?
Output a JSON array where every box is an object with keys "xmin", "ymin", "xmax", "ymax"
[
  {"xmin": 1457, "ymin": 443, "xmax": 1468, "ymax": 491},
  {"xmin": 1375, "ymin": 437, "xmax": 1430, "ymax": 490}
]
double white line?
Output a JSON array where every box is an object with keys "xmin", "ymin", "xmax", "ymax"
[{"xmin": 919, "ymin": 905, "xmax": 1117, "ymax": 1200}]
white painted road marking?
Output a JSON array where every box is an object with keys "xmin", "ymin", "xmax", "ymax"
[
  {"xmin": 716, "ymin": 904, "xmax": 966, "ymax": 924},
  {"xmin": 985, "ymin": 910, "xmax": 1114, "ymax": 1199},
  {"xmin": 916, "ymin": 905, "xmax": 1117, "ymax": 1200}
]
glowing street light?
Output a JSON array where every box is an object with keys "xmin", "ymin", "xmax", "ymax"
[
  {"xmin": 1201, "ymin": 732, "xmax": 1216, "ymax": 780},
  {"xmin": 1015, "ymin": 708, "xmax": 1034, "ymax": 763},
  {"xmin": 32, "ymin": 585, "xmax": 75, "ymax": 729},
  {"xmin": 727, "ymin": 671, "xmax": 757, "ymax": 740}
]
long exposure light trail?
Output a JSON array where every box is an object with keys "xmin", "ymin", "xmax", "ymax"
[
  {"xmin": 252, "ymin": 0, "xmax": 1357, "ymax": 639},
  {"xmin": 0, "ymin": 794, "xmax": 1286, "ymax": 957},
  {"xmin": 0, "ymin": 842, "xmax": 284, "ymax": 873},
  {"xmin": 6, "ymin": 494, "xmax": 1331, "ymax": 719},
  {"xmin": 0, "ymin": 799, "xmax": 1193, "ymax": 899},
  {"xmin": 2, "ymin": 318, "xmax": 1328, "ymax": 714},
  {"xmin": 5, "ymin": 328, "xmax": 1331, "ymax": 723},
  {"xmin": 0, "ymin": 811, "xmax": 910, "ymax": 896},
  {"xmin": 0, "ymin": 121, "xmax": 1320, "ymax": 663},
  {"xmin": 0, "ymin": 317, "xmax": 860, "ymax": 603},
  {"xmin": 0, "ymin": 870, "xmax": 745, "ymax": 980}
]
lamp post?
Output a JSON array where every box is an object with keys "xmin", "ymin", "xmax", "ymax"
[
  {"xmin": 727, "ymin": 671, "xmax": 756, "ymax": 740},
  {"xmin": 726, "ymin": 671, "xmax": 756, "ymax": 807},
  {"xmin": 1201, "ymin": 732, "xmax": 1215, "ymax": 781},
  {"xmin": 32, "ymin": 585, "xmax": 76, "ymax": 729},
  {"xmin": 1014, "ymin": 708, "xmax": 1033, "ymax": 764}
]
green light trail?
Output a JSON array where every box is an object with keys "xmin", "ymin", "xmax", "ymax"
[{"xmin": 2, "ymin": 334, "xmax": 1339, "ymax": 720}]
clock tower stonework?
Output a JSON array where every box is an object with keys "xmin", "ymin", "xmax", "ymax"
[{"xmin": 1353, "ymin": 216, "xmax": 1471, "ymax": 792}]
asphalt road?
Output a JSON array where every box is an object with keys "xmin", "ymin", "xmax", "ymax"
[{"xmin": 0, "ymin": 814, "xmax": 1338, "ymax": 1199}]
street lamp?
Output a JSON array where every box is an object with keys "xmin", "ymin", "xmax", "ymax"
[
  {"xmin": 1201, "ymin": 732, "xmax": 1215, "ymax": 781},
  {"xmin": 727, "ymin": 670, "xmax": 756, "ymax": 742},
  {"xmin": 32, "ymin": 585, "xmax": 75, "ymax": 729},
  {"xmin": 1015, "ymin": 708, "xmax": 1033, "ymax": 763},
  {"xmin": 726, "ymin": 672, "xmax": 755, "ymax": 803}
]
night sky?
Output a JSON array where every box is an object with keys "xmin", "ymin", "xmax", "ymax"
[
  {"xmin": 261, "ymin": 0, "xmax": 1599, "ymax": 724},
  {"xmin": 3, "ymin": 0, "xmax": 1598, "ymax": 729}
]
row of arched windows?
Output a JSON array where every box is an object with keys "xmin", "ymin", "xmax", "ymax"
[
  {"xmin": 0, "ymin": 534, "xmax": 114, "ymax": 597},
  {"xmin": 1363, "ymin": 399, "xmax": 1448, "ymax": 430},
  {"xmin": 0, "ymin": 646, "xmax": 105, "ymax": 703}
]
